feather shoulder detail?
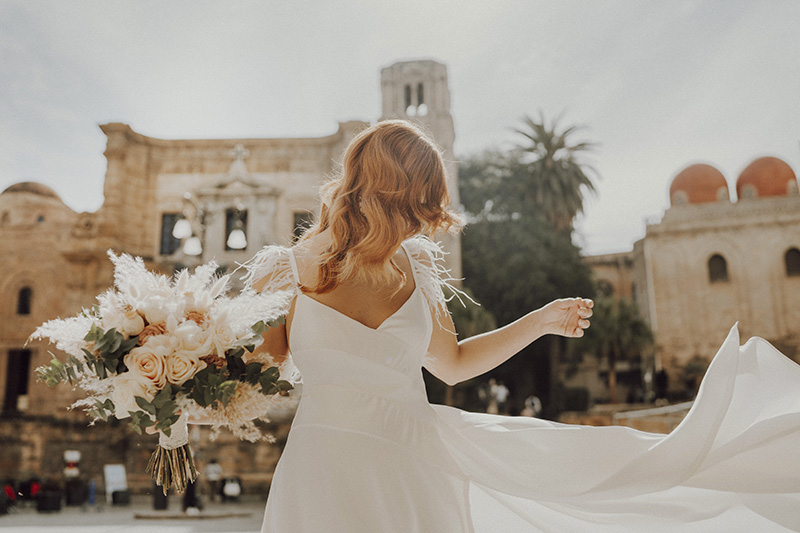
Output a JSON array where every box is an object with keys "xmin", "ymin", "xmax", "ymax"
[
  {"xmin": 239, "ymin": 245, "xmax": 298, "ymax": 298},
  {"xmin": 403, "ymin": 235, "xmax": 471, "ymax": 321},
  {"xmin": 237, "ymin": 245, "xmax": 302, "ymax": 387}
]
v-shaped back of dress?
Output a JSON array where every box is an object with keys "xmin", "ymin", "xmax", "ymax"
[{"xmin": 284, "ymin": 244, "xmax": 434, "ymax": 401}]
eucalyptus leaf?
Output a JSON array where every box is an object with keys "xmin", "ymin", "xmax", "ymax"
[{"xmin": 135, "ymin": 396, "xmax": 156, "ymax": 416}]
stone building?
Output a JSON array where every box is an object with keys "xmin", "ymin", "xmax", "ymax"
[
  {"xmin": 584, "ymin": 156, "xmax": 800, "ymax": 400},
  {"xmin": 0, "ymin": 59, "xmax": 459, "ymax": 491}
]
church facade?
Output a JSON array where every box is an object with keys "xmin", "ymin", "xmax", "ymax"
[
  {"xmin": 585, "ymin": 157, "xmax": 800, "ymax": 399},
  {"xmin": 0, "ymin": 59, "xmax": 459, "ymax": 488}
]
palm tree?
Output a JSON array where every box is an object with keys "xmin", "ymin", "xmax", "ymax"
[
  {"xmin": 514, "ymin": 112, "xmax": 598, "ymax": 231},
  {"xmin": 582, "ymin": 297, "xmax": 654, "ymax": 404}
]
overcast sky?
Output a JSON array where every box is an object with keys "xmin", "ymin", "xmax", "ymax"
[{"xmin": 1, "ymin": 0, "xmax": 797, "ymax": 255}]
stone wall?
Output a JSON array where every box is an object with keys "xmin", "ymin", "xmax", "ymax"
[{"xmin": 0, "ymin": 416, "xmax": 291, "ymax": 495}]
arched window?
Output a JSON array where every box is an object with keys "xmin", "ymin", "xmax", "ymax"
[
  {"xmin": 785, "ymin": 248, "xmax": 800, "ymax": 277},
  {"xmin": 708, "ymin": 254, "xmax": 729, "ymax": 283},
  {"xmin": 225, "ymin": 208, "xmax": 248, "ymax": 251},
  {"xmin": 17, "ymin": 287, "xmax": 32, "ymax": 315}
]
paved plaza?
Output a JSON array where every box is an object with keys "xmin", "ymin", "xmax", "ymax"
[{"xmin": 0, "ymin": 495, "xmax": 266, "ymax": 533}]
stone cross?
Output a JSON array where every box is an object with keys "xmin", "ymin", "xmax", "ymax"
[
  {"xmin": 229, "ymin": 144, "xmax": 250, "ymax": 163},
  {"xmin": 227, "ymin": 144, "xmax": 250, "ymax": 178}
]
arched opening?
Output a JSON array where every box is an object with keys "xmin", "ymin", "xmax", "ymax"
[
  {"xmin": 225, "ymin": 208, "xmax": 248, "ymax": 251},
  {"xmin": 17, "ymin": 287, "xmax": 32, "ymax": 315},
  {"xmin": 785, "ymin": 248, "xmax": 800, "ymax": 277},
  {"xmin": 708, "ymin": 254, "xmax": 729, "ymax": 283},
  {"xmin": 3, "ymin": 349, "xmax": 31, "ymax": 415}
]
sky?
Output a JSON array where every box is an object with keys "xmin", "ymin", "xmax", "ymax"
[{"xmin": 0, "ymin": 0, "xmax": 798, "ymax": 255}]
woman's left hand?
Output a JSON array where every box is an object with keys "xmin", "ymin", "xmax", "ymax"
[{"xmin": 540, "ymin": 298, "xmax": 593, "ymax": 338}]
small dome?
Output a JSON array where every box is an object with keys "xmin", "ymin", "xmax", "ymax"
[
  {"xmin": 736, "ymin": 157, "xmax": 798, "ymax": 200},
  {"xmin": 669, "ymin": 164, "xmax": 729, "ymax": 206},
  {"xmin": 1, "ymin": 181, "xmax": 62, "ymax": 201}
]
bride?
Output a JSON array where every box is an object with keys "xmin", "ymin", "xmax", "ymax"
[{"xmin": 243, "ymin": 120, "xmax": 800, "ymax": 532}]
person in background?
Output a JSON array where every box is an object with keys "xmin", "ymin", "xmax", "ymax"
[{"xmin": 205, "ymin": 458, "xmax": 223, "ymax": 502}]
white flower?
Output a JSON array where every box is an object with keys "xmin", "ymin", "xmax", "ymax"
[
  {"xmin": 165, "ymin": 351, "xmax": 207, "ymax": 385},
  {"xmin": 135, "ymin": 295, "xmax": 173, "ymax": 326},
  {"xmin": 202, "ymin": 316, "xmax": 239, "ymax": 357},
  {"xmin": 174, "ymin": 320, "xmax": 210, "ymax": 354},
  {"xmin": 124, "ymin": 345, "xmax": 168, "ymax": 388},
  {"xmin": 147, "ymin": 320, "xmax": 212, "ymax": 359},
  {"xmin": 112, "ymin": 373, "xmax": 157, "ymax": 419},
  {"xmin": 99, "ymin": 292, "xmax": 145, "ymax": 337},
  {"xmin": 120, "ymin": 309, "xmax": 145, "ymax": 336}
]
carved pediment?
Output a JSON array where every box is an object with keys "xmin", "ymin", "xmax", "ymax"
[{"xmin": 198, "ymin": 177, "xmax": 281, "ymax": 198}]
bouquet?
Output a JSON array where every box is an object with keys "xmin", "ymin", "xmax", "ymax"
[{"xmin": 31, "ymin": 251, "xmax": 293, "ymax": 494}]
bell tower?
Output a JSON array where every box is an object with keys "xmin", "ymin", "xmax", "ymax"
[{"xmin": 380, "ymin": 60, "xmax": 461, "ymax": 279}]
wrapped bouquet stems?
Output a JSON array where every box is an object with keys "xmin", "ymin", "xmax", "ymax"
[{"xmin": 146, "ymin": 413, "xmax": 197, "ymax": 494}]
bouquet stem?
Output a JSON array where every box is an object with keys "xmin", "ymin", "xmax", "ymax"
[
  {"xmin": 147, "ymin": 442, "xmax": 197, "ymax": 495},
  {"xmin": 146, "ymin": 413, "xmax": 197, "ymax": 494}
]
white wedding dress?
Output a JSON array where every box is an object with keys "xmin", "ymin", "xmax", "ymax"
[{"xmin": 245, "ymin": 237, "xmax": 800, "ymax": 533}]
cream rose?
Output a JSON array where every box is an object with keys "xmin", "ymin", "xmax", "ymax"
[
  {"xmin": 124, "ymin": 345, "xmax": 168, "ymax": 388},
  {"xmin": 112, "ymin": 373, "xmax": 157, "ymax": 419},
  {"xmin": 202, "ymin": 322, "xmax": 238, "ymax": 358},
  {"xmin": 166, "ymin": 351, "xmax": 207, "ymax": 385}
]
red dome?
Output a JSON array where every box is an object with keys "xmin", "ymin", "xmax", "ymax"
[
  {"xmin": 669, "ymin": 164, "xmax": 729, "ymax": 206},
  {"xmin": 736, "ymin": 157, "xmax": 798, "ymax": 199}
]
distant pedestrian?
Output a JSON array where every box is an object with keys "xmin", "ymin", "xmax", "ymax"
[
  {"xmin": 521, "ymin": 395, "xmax": 542, "ymax": 417},
  {"xmin": 206, "ymin": 459, "xmax": 223, "ymax": 502},
  {"xmin": 495, "ymin": 381, "xmax": 510, "ymax": 414}
]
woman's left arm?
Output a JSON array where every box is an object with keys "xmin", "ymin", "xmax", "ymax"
[{"xmin": 425, "ymin": 298, "xmax": 593, "ymax": 386}]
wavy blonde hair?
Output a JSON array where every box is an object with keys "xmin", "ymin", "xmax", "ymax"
[{"xmin": 299, "ymin": 120, "xmax": 462, "ymax": 293}]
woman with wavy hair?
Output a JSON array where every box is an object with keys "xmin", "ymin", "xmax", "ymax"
[{"xmin": 246, "ymin": 120, "xmax": 800, "ymax": 532}]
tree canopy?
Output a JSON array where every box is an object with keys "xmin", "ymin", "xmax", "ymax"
[{"xmin": 457, "ymin": 113, "xmax": 598, "ymax": 417}]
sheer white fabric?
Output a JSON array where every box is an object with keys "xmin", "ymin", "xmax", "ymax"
[{"xmin": 251, "ymin": 237, "xmax": 800, "ymax": 533}]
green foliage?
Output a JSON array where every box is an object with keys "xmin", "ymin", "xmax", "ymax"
[
  {"xmin": 447, "ymin": 288, "xmax": 496, "ymax": 340},
  {"xmin": 88, "ymin": 398, "xmax": 116, "ymax": 422},
  {"xmin": 456, "ymin": 113, "xmax": 598, "ymax": 417},
  {"xmin": 578, "ymin": 296, "xmax": 654, "ymax": 403},
  {"xmin": 179, "ymin": 317, "xmax": 293, "ymax": 410},
  {"xmin": 36, "ymin": 353, "xmax": 86, "ymax": 387},
  {"xmin": 129, "ymin": 387, "xmax": 180, "ymax": 435},
  {"xmin": 514, "ymin": 112, "xmax": 598, "ymax": 231},
  {"xmin": 580, "ymin": 297, "xmax": 653, "ymax": 360},
  {"xmin": 83, "ymin": 323, "xmax": 139, "ymax": 378}
]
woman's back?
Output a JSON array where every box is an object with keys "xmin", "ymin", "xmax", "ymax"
[{"xmin": 288, "ymin": 230, "xmax": 418, "ymax": 333}]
